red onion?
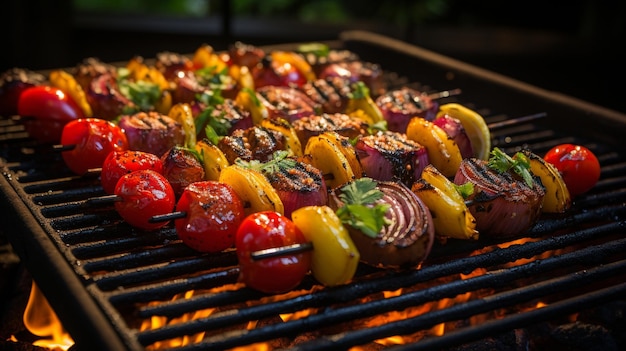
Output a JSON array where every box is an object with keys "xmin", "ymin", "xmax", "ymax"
[
  {"xmin": 355, "ymin": 131, "xmax": 429, "ymax": 187},
  {"xmin": 375, "ymin": 87, "xmax": 439, "ymax": 133},
  {"xmin": 329, "ymin": 180, "xmax": 435, "ymax": 268},
  {"xmin": 454, "ymin": 158, "xmax": 545, "ymax": 237},
  {"xmin": 118, "ymin": 111, "xmax": 185, "ymax": 158},
  {"xmin": 87, "ymin": 73, "xmax": 135, "ymax": 120},
  {"xmin": 433, "ymin": 114, "xmax": 474, "ymax": 159}
]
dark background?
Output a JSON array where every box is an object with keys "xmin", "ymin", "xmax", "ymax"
[{"xmin": 2, "ymin": 0, "xmax": 624, "ymax": 113}]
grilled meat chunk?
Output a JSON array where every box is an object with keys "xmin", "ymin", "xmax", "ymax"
[
  {"xmin": 218, "ymin": 126, "xmax": 287, "ymax": 164},
  {"xmin": 256, "ymin": 86, "xmax": 320, "ymax": 123},
  {"xmin": 292, "ymin": 113, "xmax": 369, "ymax": 148},
  {"xmin": 376, "ymin": 87, "xmax": 439, "ymax": 133},
  {"xmin": 160, "ymin": 146, "xmax": 205, "ymax": 197},
  {"xmin": 298, "ymin": 76, "xmax": 353, "ymax": 114},
  {"xmin": 118, "ymin": 111, "xmax": 185, "ymax": 157},
  {"xmin": 454, "ymin": 157, "xmax": 546, "ymax": 237}
]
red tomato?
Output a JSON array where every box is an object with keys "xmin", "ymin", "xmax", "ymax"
[
  {"xmin": 17, "ymin": 85, "xmax": 85, "ymax": 143},
  {"xmin": 114, "ymin": 169, "xmax": 175, "ymax": 231},
  {"xmin": 544, "ymin": 144, "xmax": 601, "ymax": 197},
  {"xmin": 101, "ymin": 150, "xmax": 164, "ymax": 194},
  {"xmin": 175, "ymin": 181, "xmax": 245, "ymax": 253},
  {"xmin": 236, "ymin": 211, "xmax": 312, "ymax": 294},
  {"xmin": 60, "ymin": 118, "xmax": 129, "ymax": 175}
]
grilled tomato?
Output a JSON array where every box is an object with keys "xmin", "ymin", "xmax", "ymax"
[
  {"xmin": 544, "ymin": 143, "xmax": 601, "ymax": 197},
  {"xmin": 235, "ymin": 211, "xmax": 312, "ymax": 294}
]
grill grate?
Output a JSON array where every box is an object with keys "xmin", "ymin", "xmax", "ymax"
[{"xmin": 2, "ymin": 30, "xmax": 626, "ymax": 350}]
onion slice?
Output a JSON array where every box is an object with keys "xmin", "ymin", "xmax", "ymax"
[{"xmin": 329, "ymin": 180, "xmax": 435, "ymax": 268}]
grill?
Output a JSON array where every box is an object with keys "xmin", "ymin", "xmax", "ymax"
[{"xmin": 2, "ymin": 30, "xmax": 626, "ymax": 350}]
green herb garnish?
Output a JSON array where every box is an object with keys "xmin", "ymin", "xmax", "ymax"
[
  {"xmin": 235, "ymin": 150, "xmax": 296, "ymax": 175},
  {"xmin": 335, "ymin": 178, "xmax": 391, "ymax": 238},
  {"xmin": 488, "ymin": 147, "xmax": 534, "ymax": 187},
  {"xmin": 454, "ymin": 182, "xmax": 475, "ymax": 199}
]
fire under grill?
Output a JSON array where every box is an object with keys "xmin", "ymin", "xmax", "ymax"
[{"xmin": 1, "ymin": 30, "xmax": 626, "ymax": 350}]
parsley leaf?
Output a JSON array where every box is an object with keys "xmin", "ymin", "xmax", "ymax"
[
  {"xmin": 334, "ymin": 178, "xmax": 391, "ymax": 238},
  {"xmin": 235, "ymin": 150, "xmax": 296, "ymax": 175},
  {"xmin": 487, "ymin": 147, "xmax": 535, "ymax": 187}
]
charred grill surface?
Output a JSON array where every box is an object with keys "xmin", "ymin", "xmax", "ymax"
[{"xmin": 1, "ymin": 32, "xmax": 626, "ymax": 351}]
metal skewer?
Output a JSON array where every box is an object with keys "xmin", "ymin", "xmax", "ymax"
[
  {"xmin": 487, "ymin": 112, "xmax": 547, "ymax": 130},
  {"xmin": 250, "ymin": 242, "xmax": 314, "ymax": 261}
]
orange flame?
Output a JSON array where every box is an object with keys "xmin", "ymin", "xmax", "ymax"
[{"xmin": 22, "ymin": 281, "xmax": 74, "ymax": 351}]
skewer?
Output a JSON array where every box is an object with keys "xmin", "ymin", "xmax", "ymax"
[
  {"xmin": 428, "ymin": 88, "xmax": 462, "ymax": 100},
  {"xmin": 149, "ymin": 211, "xmax": 188, "ymax": 223},
  {"xmin": 250, "ymin": 242, "xmax": 314, "ymax": 261},
  {"xmin": 84, "ymin": 194, "xmax": 123, "ymax": 206},
  {"xmin": 487, "ymin": 112, "xmax": 547, "ymax": 130}
]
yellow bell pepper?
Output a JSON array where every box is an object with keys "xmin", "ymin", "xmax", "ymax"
[
  {"xmin": 413, "ymin": 165, "xmax": 478, "ymax": 240},
  {"xmin": 270, "ymin": 51, "xmax": 316, "ymax": 82},
  {"xmin": 195, "ymin": 139, "xmax": 230, "ymax": 181},
  {"xmin": 219, "ymin": 165, "xmax": 284, "ymax": 216},
  {"xmin": 235, "ymin": 88, "xmax": 268, "ymax": 125},
  {"xmin": 260, "ymin": 118, "xmax": 303, "ymax": 157},
  {"xmin": 436, "ymin": 103, "xmax": 491, "ymax": 161},
  {"xmin": 291, "ymin": 206, "xmax": 360, "ymax": 287},
  {"xmin": 304, "ymin": 132, "xmax": 361, "ymax": 189},
  {"xmin": 344, "ymin": 81, "xmax": 384, "ymax": 125},
  {"xmin": 168, "ymin": 103, "xmax": 196, "ymax": 148},
  {"xmin": 519, "ymin": 150, "xmax": 571, "ymax": 213},
  {"xmin": 192, "ymin": 44, "xmax": 229, "ymax": 72},
  {"xmin": 405, "ymin": 117, "xmax": 462, "ymax": 178},
  {"xmin": 49, "ymin": 70, "xmax": 93, "ymax": 117}
]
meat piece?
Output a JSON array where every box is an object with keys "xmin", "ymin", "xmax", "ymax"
[
  {"xmin": 155, "ymin": 51, "xmax": 194, "ymax": 81},
  {"xmin": 301, "ymin": 49, "xmax": 360, "ymax": 77},
  {"xmin": 0, "ymin": 68, "xmax": 46, "ymax": 116},
  {"xmin": 228, "ymin": 41, "xmax": 265, "ymax": 69},
  {"xmin": 256, "ymin": 86, "xmax": 320, "ymax": 123},
  {"xmin": 118, "ymin": 111, "xmax": 185, "ymax": 157},
  {"xmin": 376, "ymin": 87, "xmax": 439, "ymax": 133},
  {"xmin": 454, "ymin": 158, "xmax": 546, "ymax": 237},
  {"xmin": 355, "ymin": 131, "xmax": 429, "ymax": 187},
  {"xmin": 160, "ymin": 146, "xmax": 205, "ymax": 198},
  {"xmin": 263, "ymin": 156, "xmax": 328, "ymax": 219},
  {"xmin": 292, "ymin": 113, "xmax": 369, "ymax": 148},
  {"xmin": 217, "ymin": 126, "xmax": 286, "ymax": 164},
  {"xmin": 72, "ymin": 57, "xmax": 117, "ymax": 93},
  {"xmin": 195, "ymin": 98, "xmax": 253, "ymax": 138},
  {"xmin": 87, "ymin": 73, "xmax": 135, "ymax": 120},
  {"xmin": 298, "ymin": 76, "xmax": 352, "ymax": 114}
]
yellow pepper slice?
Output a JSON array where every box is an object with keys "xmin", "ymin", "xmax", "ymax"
[
  {"xmin": 49, "ymin": 70, "xmax": 93, "ymax": 117},
  {"xmin": 219, "ymin": 165, "xmax": 284, "ymax": 216},
  {"xmin": 192, "ymin": 44, "xmax": 228, "ymax": 72},
  {"xmin": 436, "ymin": 103, "xmax": 491, "ymax": 160},
  {"xmin": 405, "ymin": 117, "xmax": 462, "ymax": 178},
  {"xmin": 235, "ymin": 88, "xmax": 268, "ymax": 125},
  {"xmin": 168, "ymin": 103, "xmax": 196, "ymax": 148},
  {"xmin": 344, "ymin": 81, "xmax": 384, "ymax": 124},
  {"xmin": 414, "ymin": 165, "xmax": 478, "ymax": 240},
  {"xmin": 304, "ymin": 132, "xmax": 359, "ymax": 189},
  {"xmin": 195, "ymin": 139, "xmax": 229, "ymax": 181},
  {"xmin": 270, "ymin": 51, "xmax": 316, "ymax": 82},
  {"xmin": 291, "ymin": 206, "xmax": 360, "ymax": 287},
  {"xmin": 260, "ymin": 118, "xmax": 303, "ymax": 157}
]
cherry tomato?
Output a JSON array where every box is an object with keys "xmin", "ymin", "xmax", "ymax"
[
  {"xmin": 60, "ymin": 118, "xmax": 129, "ymax": 175},
  {"xmin": 114, "ymin": 169, "xmax": 175, "ymax": 231},
  {"xmin": 18, "ymin": 85, "xmax": 85, "ymax": 143},
  {"xmin": 235, "ymin": 211, "xmax": 312, "ymax": 294},
  {"xmin": 544, "ymin": 144, "xmax": 601, "ymax": 197},
  {"xmin": 175, "ymin": 181, "xmax": 245, "ymax": 253},
  {"xmin": 101, "ymin": 150, "xmax": 164, "ymax": 194}
]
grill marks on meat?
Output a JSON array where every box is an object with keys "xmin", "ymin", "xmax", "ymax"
[
  {"xmin": 455, "ymin": 158, "xmax": 546, "ymax": 237},
  {"xmin": 376, "ymin": 87, "xmax": 439, "ymax": 133},
  {"xmin": 355, "ymin": 131, "xmax": 429, "ymax": 186},
  {"xmin": 118, "ymin": 111, "xmax": 185, "ymax": 158},
  {"xmin": 218, "ymin": 126, "xmax": 286, "ymax": 164},
  {"xmin": 198, "ymin": 99, "xmax": 253, "ymax": 137},
  {"xmin": 256, "ymin": 86, "xmax": 319, "ymax": 123},
  {"xmin": 299, "ymin": 77, "xmax": 353, "ymax": 114},
  {"xmin": 72, "ymin": 57, "xmax": 117, "ymax": 93},
  {"xmin": 292, "ymin": 113, "xmax": 369, "ymax": 148},
  {"xmin": 160, "ymin": 146, "xmax": 205, "ymax": 197}
]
